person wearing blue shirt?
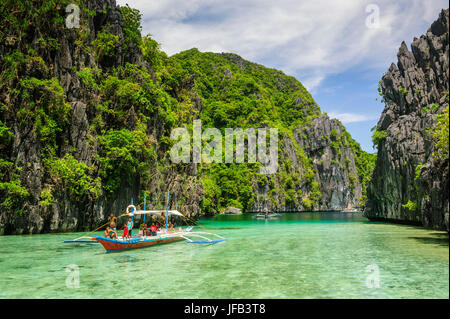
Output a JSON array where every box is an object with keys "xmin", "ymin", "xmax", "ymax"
[{"xmin": 127, "ymin": 217, "xmax": 133, "ymax": 237}]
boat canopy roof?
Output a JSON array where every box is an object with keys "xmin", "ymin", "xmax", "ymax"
[{"xmin": 126, "ymin": 209, "xmax": 184, "ymax": 217}]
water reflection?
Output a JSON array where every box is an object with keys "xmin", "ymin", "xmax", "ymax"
[{"xmin": 409, "ymin": 233, "xmax": 449, "ymax": 247}]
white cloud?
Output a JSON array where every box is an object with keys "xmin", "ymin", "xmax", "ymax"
[
  {"xmin": 116, "ymin": 0, "xmax": 448, "ymax": 90},
  {"xmin": 302, "ymin": 74, "xmax": 325, "ymax": 93},
  {"xmin": 328, "ymin": 112, "xmax": 379, "ymax": 124}
]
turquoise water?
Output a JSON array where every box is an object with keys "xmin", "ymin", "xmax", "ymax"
[{"xmin": 0, "ymin": 212, "xmax": 448, "ymax": 298}]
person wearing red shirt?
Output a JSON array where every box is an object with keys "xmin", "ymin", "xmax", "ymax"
[
  {"xmin": 150, "ymin": 223, "xmax": 157, "ymax": 236},
  {"xmin": 122, "ymin": 224, "xmax": 129, "ymax": 238}
]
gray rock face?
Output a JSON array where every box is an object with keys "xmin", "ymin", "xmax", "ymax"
[
  {"xmin": 250, "ymin": 115, "xmax": 364, "ymax": 212},
  {"xmin": 297, "ymin": 116, "xmax": 363, "ymax": 211},
  {"xmin": 364, "ymin": 9, "xmax": 449, "ymax": 230}
]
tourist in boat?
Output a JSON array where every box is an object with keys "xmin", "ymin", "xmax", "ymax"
[
  {"xmin": 122, "ymin": 223, "xmax": 129, "ymax": 239},
  {"xmin": 150, "ymin": 222, "xmax": 157, "ymax": 236},
  {"xmin": 104, "ymin": 226, "xmax": 117, "ymax": 239},
  {"xmin": 141, "ymin": 223, "xmax": 150, "ymax": 237},
  {"xmin": 108, "ymin": 213, "xmax": 117, "ymax": 232},
  {"xmin": 104, "ymin": 226, "xmax": 110, "ymax": 238},
  {"xmin": 168, "ymin": 221, "xmax": 175, "ymax": 232},
  {"xmin": 127, "ymin": 217, "xmax": 133, "ymax": 238}
]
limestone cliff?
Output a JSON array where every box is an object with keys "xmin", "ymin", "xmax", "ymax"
[
  {"xmin": 364, "ymin": 9, "xmax": 449, "ymax": 231},
  {"xmin": 0, "ymin": 0, "xmax": 374, "ymax": 234},
  {"xmin": 0, "ymin": 0, "xmax": 203, "ymax": 234},
  {"xmin": 250, "ymin": 115, "xmax": 367, "ymax": 212},
  {"xmin": 170, "ymin": 50, "xmax": 374, "ymax": 214}
]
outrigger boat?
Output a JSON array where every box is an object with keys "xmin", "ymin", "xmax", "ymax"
[
  {"xmin": 95, "ymin": 206, "xmax": 227, "ymax": 252},
  {"xmin": 64, "ymin": 193, "xmax": 227, "ymax": 252}
]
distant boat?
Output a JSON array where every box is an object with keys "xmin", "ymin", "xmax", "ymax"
[
  {"xmin": 341, "ymin": 208, "xmax": 360, "ymax": 213},
  {"xmin": 253, "ymin": 213, "xmax": 281, "ymax": 219}
]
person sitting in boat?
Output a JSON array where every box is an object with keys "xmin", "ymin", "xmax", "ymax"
[
  {"xmin": 104, "ymin": 226, "xmax": 110, "ymax": 238},
  {"xmin": 141, "ymin": 223, "xmax": 150, "ymax": 237},
  {"xmin": 105, "ymin": 226, "xmax": 117, "ymax": 239},
  {"xmin": 150, "ymin": 223, "xmax": 157, "ymax": 236},
  {"xmin": 168, "ymin": 221, "xmax": 175, "ymax": 232},
  {"xmin": 145, "ymin": 225, "xmax": 151, "ymax": 236}
]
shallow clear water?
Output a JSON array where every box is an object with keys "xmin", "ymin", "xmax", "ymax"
[{"xmin": 0, "ymin": 212, "xmax": 448, "ymax": 298}]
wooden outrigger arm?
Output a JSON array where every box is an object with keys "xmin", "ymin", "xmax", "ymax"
[{"xmin": 177, "ymin": 231, "xmax": 228, "ymax": 244}]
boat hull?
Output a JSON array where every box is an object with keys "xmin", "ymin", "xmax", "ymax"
[{"xmin": 95, "ymin": 234, "xmax": 184, "ymax": 252}]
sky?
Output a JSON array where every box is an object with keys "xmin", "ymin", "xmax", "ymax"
[{"xmin": 116, "ymin": 0, "xmax": 448, "ymax": 152}]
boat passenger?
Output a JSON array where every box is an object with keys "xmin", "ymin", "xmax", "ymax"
[
  {"xmin": 168, "ymin": 222, "xmax": 174, "ymax": 232},
  {"xmin": 142, "ymin": 223, "xmax": 150, "ymax": 237},
  {"xmin": 104, "ymin": 226, "xmax": 117, "ymax": 239},
  {"xmin": 122, "ymin": 223, "xmax": 128, "ymax": 239},
  {"xmin": 150, "ymin": 223, "xmax": 157, "ymax": 236},
  {"xmin": 108, "ymin": 213, "xmax": 117, "ymax": 231},
  {"xmin": 104, "ymin": 226, "xmax": 110, "ymax": 238},
  {"xmin": 127, "ymin": 217, "xmax": 133, "ymax": 238}
]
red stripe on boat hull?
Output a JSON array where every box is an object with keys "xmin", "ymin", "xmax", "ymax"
[{"xmin": 95, "ymin": 236, "xmax": 183, "ymax": 252}]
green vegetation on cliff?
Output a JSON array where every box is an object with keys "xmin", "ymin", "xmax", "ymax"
[
  {"xmin": 432, "ymin": 105, "xmax": 449, "ymax": 160},
  {"xmin": 0, "ymin": 1, "xmax": 376, "ymax": 224},
  {"xmin": 164, "ymin": 49, "xmax": 327, "ymax": 213}
]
